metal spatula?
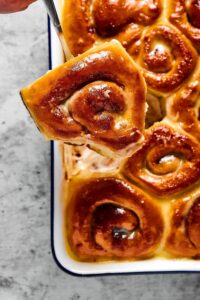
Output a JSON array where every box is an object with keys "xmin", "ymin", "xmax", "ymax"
[{"xmin": 42, "ymin": 0, "xmax": 73, "ymax": 60}]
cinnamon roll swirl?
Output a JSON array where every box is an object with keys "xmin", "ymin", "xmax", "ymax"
[
  {"xmin": 124, "ymin": 123, "xmax": 200, "ymax": 196},
  {"xmin": 137, "ymin": 25, "xmax": 197, "ymax": 95},
  {"xmin": 168, "ymin": 0, "xmax": 200, "ymax": 51},
  {"xmin": 61, "ymin": 0, "xmax": 162, "ymax": 56},
  {"xmin": 66, "ymin": 177, "xmax": 164, "ymax": 261},
  {"xmin": 166, "ymin": 195, "xmax": 200, "ymax": 257},
  {"xmin": 21, "ymin": 42, "xmax": 146, "ymax": 157}
]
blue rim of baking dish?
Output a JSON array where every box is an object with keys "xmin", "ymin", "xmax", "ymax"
[{"xmin": 47, "ymin": 17, "xmax": 200, "ymax": 276}]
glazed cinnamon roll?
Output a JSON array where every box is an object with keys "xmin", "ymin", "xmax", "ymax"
[
  {"xmin": 21, "ymin": 42, "xmax": 146, "ymax": 157},
  {"xmin": 61, "ymin": 0, "xmax": 162, "ymax": 56},
  {"xmin": 167, "ymin": 76, "xmax": 200, "ymax": 143},
  {"xmin": 124, "ymin": 123, "xmax": 200, "ymax": 196},
  {"xmin": 168, "ymin": 0, "xmax": 200, "ymax": 51},
  {"xmin": 66, "ymin": 177, "xmax": 164, "ymax": 261},
  {"xmin": 166, "ymin": 195, "xmax": 200, "ymax": 257},
  {"xmin": 137, "ymin": 25, "xmax": 197, "ymax": 95}
]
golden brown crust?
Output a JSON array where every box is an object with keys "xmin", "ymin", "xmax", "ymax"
[
  {"xmin": 21, "ymin": 42, "xmax": 146, "ymax": 157},
  {"xmin": 66, "ymin": 177, "xmax": 164, "ymax": 261},
  {"xmin": 137, "ymin": 25, "xmax": 197, "ymax": 95},
  {"xmin": 166, "ymin": 196, "xmax": 200, "ymax": 257},
  {"xmin": 61, "ymin": 0, "xmax": 95, "ymax": 55},
  {"xmin": 61, "ymin": 0, "xmax": 162, "ymax": 56},
  {"xmin": 124, "ymin": 123, "xmax": 200, "ymax": 196},
  {"xmin": 168, "ymin": 0, "xmax": 200, "ymax": 51},
  {"xmin": 92, "ymin": 0, "xmax": 161, "ymax": 35},
  {"xmin": 62, "ymin": 1, "xmax": 198, "ymax": 96}
]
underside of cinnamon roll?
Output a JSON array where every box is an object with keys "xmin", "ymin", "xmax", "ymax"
[
  {"xmin": 21, "ymin": 41, "xmax": 146, "ymax": 158},
  {"xmin": 63, "ymin": 144, "xmax": 121, "ymax": 179}
]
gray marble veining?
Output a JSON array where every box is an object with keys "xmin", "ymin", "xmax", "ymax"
[{"xmin": 0, "ymin": 1, "xmax": 200, "ymax": 299}]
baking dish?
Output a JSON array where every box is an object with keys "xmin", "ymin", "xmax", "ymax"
[{"xmin": 49, "ymin": 1, "xmax": 200, "ymax": 275}]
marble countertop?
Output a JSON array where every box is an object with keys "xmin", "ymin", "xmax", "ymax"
[{"xmin": 0, "ymin": 1, "xmax": 200, "ymax": 299}]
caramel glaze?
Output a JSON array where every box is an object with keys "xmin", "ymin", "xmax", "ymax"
[
  {"xmin": 169, "ymin": 0, "xmax": 200, "ymax": 51},
  {"xmin": 21, "ymin": 42, "xmax": 146, "ymax": 155},
  {"xmin": 62, "ymin": 1, "xmax": 198, "ymax": 96},
  {"xmin": 167, "ymin": 78, "xmax": 200, "ymax": 143},
  {"xmin": 67, "ymin": 177, "xmax": 164, "ymax": 261},
  {"xmin": 124, "ymin": 123, "xmax": 200, "ymax": 197},
  {"xmin": 93, "ymin": 0, "xmax": 161, "ymax": 36},
  {"xmin": 166, "ymin": 196, "xmax": 200, "ymax": 257}
]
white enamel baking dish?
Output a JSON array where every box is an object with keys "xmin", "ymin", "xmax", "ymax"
[{"xmin": 50, "ymin": 1, "xmax": 200, "ymax": 275}]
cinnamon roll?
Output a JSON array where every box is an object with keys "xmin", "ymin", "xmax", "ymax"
[
  {"xmin": 167, "ymin": 76, "xmax": 200, "ymax": 143},
  {"xmin": 66, "ymin": 177, "xmax": 164, "ymax": 261},
  {"xmin": 168, "ymin": 0, "xmax": 200, "ymax": 51},
  {"xmin": 61, "ymin": 1, "xmax": 198, "ymax": 96},
  {"xmin": 166, "ymin": 194, "xmax": 200, "ymax": 257},
  {"xmin": 21, "ymin": 42, "xmax": 146, "ymax": 157},
  {"xmin": 137, "ymin": 25, "xmax": 197, "ymax": 95},
  {"xmin": 61, "ymin": 0, "xmax": 162, "ymax": 56},
  {"xmin": 124, "ymin": 123, "xmax": 200, "ymax": 196}
]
